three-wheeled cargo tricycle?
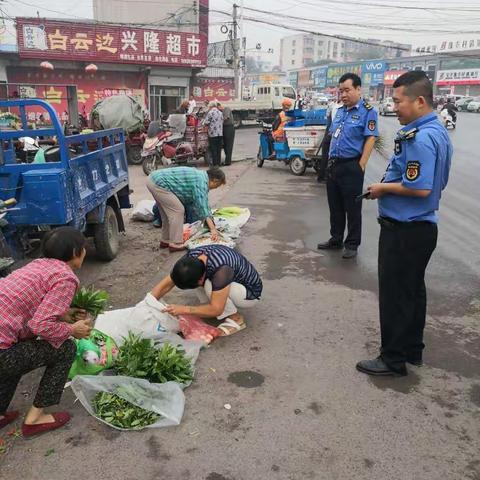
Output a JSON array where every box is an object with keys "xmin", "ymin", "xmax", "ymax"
[
  {"xmin": 256, "ymin": 108, "xmax": 327, "ymax": 176},
  {"xmin": 0, "ymin": 99, "xmax": 131, "ymax": 267}
]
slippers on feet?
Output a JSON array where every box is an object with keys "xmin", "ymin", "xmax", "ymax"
[
  {"xmin": 22, "ymin": 412, "xmax": 71, "ymax": 438},
  {"xmin": 217, "ymin": 318, "xmax": 246, "ymax": 337}
]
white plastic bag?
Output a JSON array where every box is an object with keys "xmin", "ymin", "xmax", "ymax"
[
  {"xmin": 131, "ymin": 199, "xmax": 155, "ymax": 222},
  {"xmin": 95, "ymin": 293, "xmax": 179, "ymax": 344},
  {"xmin": 71, "ymin": 375, "xmax": 185, "ymax": 430}
]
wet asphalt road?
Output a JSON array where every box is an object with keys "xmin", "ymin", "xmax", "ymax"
[{"xmin": 2, "ymin": 114, "xmax": 479, "ymax": 480}]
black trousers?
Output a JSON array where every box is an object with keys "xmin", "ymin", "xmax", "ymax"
[
  {"xmin": 316, "ymin": 133, "xmax": 331, "ymax": 181},
  {"xmin": 326, "ymin": 159, "xmax": 364, "ymax": 249},
  {"xmin": 223, "ymin": 124, "xmax": 235, "ymax": 165},
  {"xmin": 0, "ymin": 339, "xmax": 76, "ymax": 414},
  {"xmin": 378, "ymin": 219, "xmax": 438, "ymax": 372},
  {"xmin": 208, "ymin": 136, "xmax": 223, "ymax": 166}
]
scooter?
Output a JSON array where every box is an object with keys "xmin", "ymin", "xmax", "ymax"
[
  {"xmin": 0, "ymin": 198, "xmax": 17, "ymax": 277},
  {"xmin": 440, "ymin": 109, "xmax": 456, "ymax": 129},
  {"xmin": 141, "ymin": 114, "xmax": 210, "ymax": 175}
]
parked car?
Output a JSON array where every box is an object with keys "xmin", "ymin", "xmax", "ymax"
[
  {"xmin": 467, "ymin": 97, "xmax": 480, "ymax": 112},
  {"xmin": 456, "ymin": 97, "xmax": 473, "ymax": 111},
  {"xmin": 379, "ymin": 97, "xmax": 395, "ymax": 115}
]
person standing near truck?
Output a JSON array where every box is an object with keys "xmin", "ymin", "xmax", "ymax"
[
  {"xmin": 218, "ymin": 102, "xmax": 235, "ymax": 166},
  {"xmin": 0, "ymin": 227, "xmax": 91, "ymax": 437},
  {"xmin": 202, "ymin": 101, "xmax": 224, "ymax": 166},
  {"xmin": 317, "ymin": 73, "xmax": 378, "ymax": 259}
]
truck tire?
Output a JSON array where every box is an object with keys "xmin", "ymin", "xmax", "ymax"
[
  {"xmin": 256, "ymin": 146, "xmax": 264, "ymax": 167},
  {"xmin": 233, "ymin": 114, "xmax": 243, "ymax": 129},
  {"xmin": 127, "ymin": 145, "xmax": 143, "ymax": 165},
  {"xmin": 289, "ymin": 155, "xmax": 307, "ymax": 176},
  {"xmin": 94, "ymin": 205, "xmax": 120, "ymax": 261}
]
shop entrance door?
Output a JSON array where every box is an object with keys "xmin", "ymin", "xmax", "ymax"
[{"xmin": 149, "ymin": 85, "xmax": 186, "ymax": 120}]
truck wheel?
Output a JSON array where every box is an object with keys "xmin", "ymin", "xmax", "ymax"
[
  {"xmin": 233, "ymin": 115, "xmax": 243, "ymax": 129},
  {"xmin": 142, "ymin": 154, "xmax": 160, "ymax": 176},
  {"xmin": 289, "ymin": 155, "xmax": 307, "ymax": 176},
  {"xmin": 127, "ymin": 145, "xmax": 143, "ymax": 165},
  {"xmin": 256, "ymin": 146, "xmax": 264, "ymax": 167},
  {"xmin": 94, "ymin": 205, "xmax": 120, "ymax": 261}
]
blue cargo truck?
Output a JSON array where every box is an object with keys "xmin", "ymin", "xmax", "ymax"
[{"xmin": 0, "ymin": 99, "xmax": 131, "ymax": 267}]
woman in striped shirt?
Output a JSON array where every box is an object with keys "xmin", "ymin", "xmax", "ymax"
[{"xmin": 151, "ymin": 245, "xmax": 262, "ymax": 336}]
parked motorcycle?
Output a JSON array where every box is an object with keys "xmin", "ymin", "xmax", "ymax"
[
  {"xmin": 440, "ymin": 109, "xmax": 456, "ymax": 129},
  {"xmin": 141, "ymin": 114, "xmax": 210, "ymax": 176}
]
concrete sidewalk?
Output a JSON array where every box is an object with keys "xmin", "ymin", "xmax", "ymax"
[{"xmin": 1, "ymin": 159, "xmax": 479, "ymax": 480}]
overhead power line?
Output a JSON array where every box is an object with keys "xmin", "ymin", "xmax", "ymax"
[{"xmin": 241, "ymin": 6, "xmax": 480, "ymax": 35}]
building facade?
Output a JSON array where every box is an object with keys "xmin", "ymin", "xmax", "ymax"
[
  {"xmin": 280, "ymin": 34, "xmax": 345, "ymax": 70},
  {"xmin": 4, "ymin": 7, "xmax": 209, "ymax": 121}
]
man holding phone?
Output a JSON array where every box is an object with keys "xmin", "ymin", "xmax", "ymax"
[{"xmin": 356, "ymin": 71, "xmax": 452, "ymax": 377}]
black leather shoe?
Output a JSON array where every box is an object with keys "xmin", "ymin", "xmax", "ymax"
[
  {"xmin": 356, "ymin": 358, "xmax": 407, "ymax": 377},
  {"xmin": 342, "ymin": 248, "xmax": 358, "ymax": 259},
  {"xmin": 406, "ymin": 358, "xmax": 423, "ymax": 366},
  {"xmin": 317, "ymin": 240, "xmax": 343, "ymax": 250}
]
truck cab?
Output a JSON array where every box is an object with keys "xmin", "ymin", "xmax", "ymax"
[{"xmin": 253, "ymin": 84, "xmax": 296, "ymax": 109}]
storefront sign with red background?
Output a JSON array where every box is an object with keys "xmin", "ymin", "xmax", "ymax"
[
  {"xmin": 383, "ymin": 70, "xmax": 408, "ymax": 86},
  {"xmin": 16, "ymin": 18, "xmax": 207, "ymax": 68},
  {"xmin": 192, "ymin": 78, "xmax": 235, "ymax": 102},
  {"xmin": 6, "ymin": 67, "xmax": 146, "ymax": 121}
]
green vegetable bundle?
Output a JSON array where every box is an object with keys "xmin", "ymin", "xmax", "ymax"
[
  {"xmin": 71, "ymin": 287, "xmax": 109, "ymax": 317},
  {"xmin": 93, "ymin": 391, "xmax": 160, "ymax": 429},
  {"xmin": 115, "ymin": 332, "xmax": 194, "ymax": 385}
]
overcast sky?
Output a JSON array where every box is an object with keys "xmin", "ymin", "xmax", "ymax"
[{"xmin": 2, "ymin": 0, "xmax": 479, "ymax": 65}]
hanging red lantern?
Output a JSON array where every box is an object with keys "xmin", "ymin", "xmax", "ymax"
[
  {"xmin": 85, "ymin": 63, "xmax": 98, "ymax": 73},
  {"xmin": 40, "ymin": 61, "xmax": 54, "ymax": 70}
]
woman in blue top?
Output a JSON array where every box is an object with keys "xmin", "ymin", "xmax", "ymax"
[{"xmin": 151, "ymin": 245, "xmax": 262, "ymax": 336}]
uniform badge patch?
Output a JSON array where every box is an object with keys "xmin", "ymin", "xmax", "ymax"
[
  {"xmin": 394, "ymin": 139, "xmax": 402, "ymax": 155},
  {"xmin": 368, "ymin": 120, "xmax": 376, "ymax": 131},
  {"xmin": 406, "ymin": 161, "xmax": 420, "ymax": 181}
]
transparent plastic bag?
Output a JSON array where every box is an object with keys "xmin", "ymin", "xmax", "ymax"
[{"xmin": 71, "ymin": 375, "xmax": 185, "ymax": 431}]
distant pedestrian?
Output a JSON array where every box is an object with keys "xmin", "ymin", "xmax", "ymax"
[
  {"xmin": 202, "ymin": 101, "xmax": 224, "ymax": 166},
  {"xmin": 317, "ymin": 73, "xmax": 378, "ymax": 259},
  {"xmin": 187, "ymin": 94, "xmax": 197, "ymax": 114},
  {"xmin": 317, "ymin": 99, "xmax": 342, "ymax": 182},
  {"xmin": 218, "ymin": 102, "xmax": 235, "ymax": 166},
  {"xmin": 356, "ymin": 71, "xmax": 452, "ymax": 377},
  {"xmin": 294, "ymin": 94, "xmax": 304, "ymax": 110}
]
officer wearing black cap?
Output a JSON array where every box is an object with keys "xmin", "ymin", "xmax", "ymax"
[{"xmin": 317, "ymin": 73, "xmax": 379, "ymax": 259}]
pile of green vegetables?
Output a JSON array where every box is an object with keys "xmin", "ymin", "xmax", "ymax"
[
  {"xmin": 71, "ymin": 287, "xmax": 109, "ymax": 318},
  {"xmin": 93, "ymin": 390, "xmax": 160, "ymax": 429},
  {"xmin": 115, "ymin": 332, "xmax": 194, "ymax": 385}
]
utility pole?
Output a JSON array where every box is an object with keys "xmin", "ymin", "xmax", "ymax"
[{"xmin": 232, "ymin": 3, "xmax": 240, "ymax": 100}]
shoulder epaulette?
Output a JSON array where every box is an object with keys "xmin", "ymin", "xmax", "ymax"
[
  {"xmin": 398, "ymin": 127, "xmax": 418, "ymax": 140},
  {"xmin": 363, "ymin": 101, "xmax": 373, "ymax": 110}
]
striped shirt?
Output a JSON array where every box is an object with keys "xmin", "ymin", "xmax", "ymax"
[
  {"xmin": 0, "ymin": 258, "xmax": 78, "ymax": 349},
  {"xmin": 187, "ymin": 245, "xmax": 263, "ymax": 300},
  {"xmin": 150, "ymin": 167, "xmax": 211, "ymax": 220}
]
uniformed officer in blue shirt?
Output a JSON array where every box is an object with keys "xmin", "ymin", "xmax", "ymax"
[
  {"xmin": 317, "ymin": 73, "xmax": 379, "ymax": 259},
  {"xmin": 356, "ymin": 70, "xmax": 452, "ymax": 377}
]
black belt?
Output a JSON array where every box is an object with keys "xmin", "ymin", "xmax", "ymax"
[
  {"xmin": 378, "ymin": 216, "xmax": 434, "ymax": 228},
  {"xmin": 329, "ymin": 156, "xmax": 361, "ymax": 164}
]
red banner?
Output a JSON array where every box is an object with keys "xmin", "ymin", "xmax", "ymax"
[
  {"xmin": 6, "ymin": 66, "xmax": 146, "ymax": 121},
  {"xmin": 192, "ymin": 78, "xmax": 235, "ymax": 102},
  {"xmin": 384, "ymin": 70, "xmax": 408, "ymax": 86},
  {"xmin": 16, "ymin": 18, "xmax": 207, "ymax": 68}
]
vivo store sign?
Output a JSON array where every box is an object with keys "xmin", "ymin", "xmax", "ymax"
[{"xmin": 362, "ymin": 61, "xmax": 387, "ymax": 86}]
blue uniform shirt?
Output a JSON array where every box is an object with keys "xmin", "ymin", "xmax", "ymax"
[
  {"xmin": 329, "ymin": 99, "xmax": 379, "ymax": 158},
  {"xmin": 378, "ymin": 111, "xmax": 452, "ymax": 223}
]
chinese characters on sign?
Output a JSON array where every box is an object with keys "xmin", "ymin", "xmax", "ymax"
[
  {"xmin": 326, "ymin": 64, "xmax": 362, "ymax": 86},
  {"xmin": 415, "ymin": 37, "xmax": 480, "ymax": 54},
  {"xmin": 383, "ymin": 70, "xmax": 408, "ymax": 86},
  {"xmin": 436, "ymin": 69, "xmax": 480, "ymax": 85},
  {"xmin": 192, "ymin": 78, "xmax": 235, "ymax": 101},
  {"xmin": 17, "ymin": 19, "xmax": 207, "ymax": 67}
]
